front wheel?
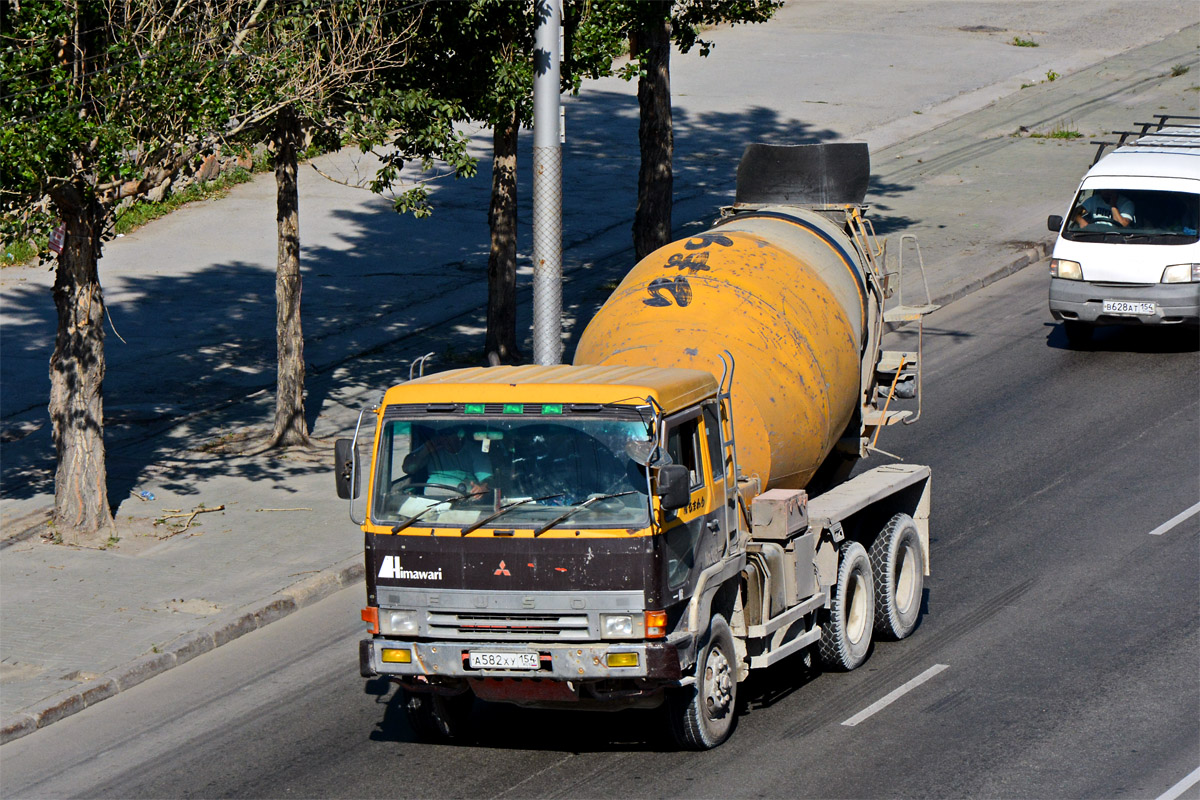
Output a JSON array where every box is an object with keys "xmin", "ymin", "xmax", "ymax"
[
  {"xmin": 401, "ymin": 688, "xmax": 474, "ymax": 743},
  {"xmin": 667, "ymin": 615, "xmax": 738, "ymax": 750},
  {"xmin": 818, "ymin": 541, "xmax": 875, "ymax": 671}
]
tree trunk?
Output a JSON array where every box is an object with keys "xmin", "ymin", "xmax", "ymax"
[
  {"xmin": 47, "ymin": 182, "xmax": 113, "ymax": 540},
  {"xmin": 632, "ymin": 18, "xmax": 674, "ymax": 262},
  {"xmin": 269, "ymin": 106, "xmax": 309, "ymax": 447},
  {"xmin": 485, "ymin": 109, "xmax": 521, "ymax": 364}
]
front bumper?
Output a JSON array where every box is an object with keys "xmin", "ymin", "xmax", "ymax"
[
  {"xmin": 360, "ymin": 637, "xmax": 683, "ymax": 681},
  {"xmin": 1049, "ymin": 278, "xmax": 1200, "ymax": 326}
]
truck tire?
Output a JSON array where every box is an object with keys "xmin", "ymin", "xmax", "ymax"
[
  {"xmin": 667, "ymin": 615, "xmax": 738, "ymax": 750},
  {"xmin": 401, "ymin": 688, "xmax": 474, "ymax": 743},
  {"xmin": 818, "ymin": 541, "xmax": 874, "ymax": 671},
  {"xmin": 869, "ymin": 513, "xmax": 925, "ymax": 640}
]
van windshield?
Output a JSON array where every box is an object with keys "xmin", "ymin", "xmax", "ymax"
[
  {"xmin": 1063, "ymin": 187, "xmax": 1199, "ymax": 243},
  {"xmin": 371, "ymin": 416, "xmax": 652, "ymax": 530}
]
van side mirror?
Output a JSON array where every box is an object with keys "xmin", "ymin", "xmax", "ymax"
[
  {"xmin": 655, "ymin": 464, "xmax": 691, "ymax": 511},
  {"xmin": 334, "ymin": 438, "xmax": 360, "ymax": 500},
  {"xmin": 1047, "ymin": 214, "xmax": 1063, "ymax": 232}
]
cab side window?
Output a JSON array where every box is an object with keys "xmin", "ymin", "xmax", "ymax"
[
  {"xmin": 703, "ymin": 403, "xmax": 726, "ymax": 482},
  {"xmin": 666, "ymin": 416, "xmax": 704, "ymax": 489}
]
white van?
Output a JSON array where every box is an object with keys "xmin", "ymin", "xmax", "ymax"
[{"xmin": 1047, "ymin": 120, "xmax": 1199, "ymax": 344}]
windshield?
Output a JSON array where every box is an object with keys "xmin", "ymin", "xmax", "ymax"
[
  {"xmin": 1063, "ymin": 187, "xmax": 1199, "ymax": 243},
  {"xmin": 371, "ymin": 416, "xmax": 653, "ymax": 531}
]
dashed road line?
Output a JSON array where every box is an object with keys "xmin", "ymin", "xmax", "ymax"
[
  {"xmin": 1156, "ymin": 765, "xmax": 1200, "ymax": 800},
  {"xmin": 1148, "ymin": 502, "xmax": 1200, "ymax": 536},
  {"xmin": 841, "ymin": 664, "xmax": 949, "ymax": 728}
]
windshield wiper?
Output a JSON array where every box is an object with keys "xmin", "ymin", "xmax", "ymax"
[
  {"xmin": 392, "ymin": 490, "xmax": 488, "ymax": 533},
  {"xmin": 459, "ymin": 493, "xmax": 564, "ymax": 536},
  {"xmin": 533, "ymin": 491, "xmax": 639, "ymax": 537}
]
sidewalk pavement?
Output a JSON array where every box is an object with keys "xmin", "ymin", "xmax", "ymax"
[{"xmin": 2, "ymin": 2, "xmax": 1196, "ymax": 743}]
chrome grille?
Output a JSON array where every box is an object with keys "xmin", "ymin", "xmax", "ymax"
[{"xmin": 428, "ymin": 611, "xmax": 590, "ymax": 640}]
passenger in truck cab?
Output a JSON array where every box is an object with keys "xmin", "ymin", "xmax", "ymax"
[{"xmin": 402, "ymin": 428, "xmax": 493, "ymax": 498}]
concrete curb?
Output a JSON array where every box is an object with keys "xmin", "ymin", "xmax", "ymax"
[
  {"xmin": 928, "ymin": 242, "xmax": 1052, "ymax": 311},
  {"xmin": 0, "ymin": 556, "xmax": 364, "ymax": 745}
]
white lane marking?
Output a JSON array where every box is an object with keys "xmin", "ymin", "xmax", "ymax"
[
  {"xmin": 1149, "ymin": 502, "xmax": 1200, "ymax": 536},
  {"xmin": 841, "ymin": 664, "xmax": 949, "ymax": 727},
  {"xmin": 1156, "ymin": 765, "xmax": 1200, "ymax": 800}
]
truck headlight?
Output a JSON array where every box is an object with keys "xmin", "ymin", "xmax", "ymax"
[
  {"xmin": 601, "ymin": 614, "xmax": 635, "ymax": 639},
  {"xmin": 1161, "ymin": 263, "xmax": 1200, "ymax": 283},
  {"xmin": 380, "ymin": 609, "xmax": 419, "ymax": 636},
  {"xmin": 1050, "ymin": 259, "xmax": 1083, "ymax": 280}
]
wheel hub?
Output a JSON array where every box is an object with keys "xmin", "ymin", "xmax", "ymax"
[{"xmin": 703, "ymin": 648, "xmax": 733, "ymax": 717}]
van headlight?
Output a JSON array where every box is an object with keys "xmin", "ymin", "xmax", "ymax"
[
  {"xmin": 1050, "ymin": 259, "xmax": 1083, "ymax": 280},
  {"xmin": 380, "ymin": 609, "xmax": 419, "ymax": 636},
  {"xmin": 1161, "ymin": 263, "xmax": 1200, "ymax": 283}
]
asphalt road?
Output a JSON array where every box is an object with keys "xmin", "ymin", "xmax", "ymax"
[{"xmin": 3, "ymin": 267, "xmax": 1196, "ymax": 800}]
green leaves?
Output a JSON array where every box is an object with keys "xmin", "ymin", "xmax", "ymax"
[
  {"xmin": 566, "ymin": 0, "xmax": 782, "ymax": 84},
  {"xmin": 0, "ymin": 0, "xmax": 784, "ymax": 242},
  {"xmin": 1, "ymin": 2, "xmax": 249, "ymax": 244}
]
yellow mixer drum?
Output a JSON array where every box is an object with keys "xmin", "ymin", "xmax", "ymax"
[{"xmin": 574, "ymin": 207, "xmax": 868, "ymax": 490}]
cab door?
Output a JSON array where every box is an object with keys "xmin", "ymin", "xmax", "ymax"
[
  {"xmin": 661, "ymin": 409, "xmax": 719, "ymax": 595},
  {"xmin": 701, "ymin": 399, "xmax": 740, "ymax": 556}
]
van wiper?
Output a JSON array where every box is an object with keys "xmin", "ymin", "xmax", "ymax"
[
  {"xmin": 392, "ymin": 490, "xmax": 487, "ymax": 533},
  {"xmin": 459, "ymin": 493, "xmax": 564, "ymax": 536},
  {"xmin": 1122, "ymin": 232, "xmax": 1195, "ymax": 243},
  {"xmin": 533, "ymin": 491, "xmax": 639, "ymax": 537}
]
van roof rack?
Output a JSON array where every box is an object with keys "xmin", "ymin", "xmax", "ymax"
[{"xmin": 1088, "ymin": 114, "xmax": 1200, "ymax": 165}]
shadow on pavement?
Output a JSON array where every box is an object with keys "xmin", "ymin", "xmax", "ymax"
[{"xmin": 1044, "ymin": 321, "xmax": 1200, "ymax": 353}]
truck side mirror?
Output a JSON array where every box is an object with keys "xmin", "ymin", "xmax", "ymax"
[
  {"xmin": 655, "ymin": 464, "xmax": 691, "ymax": 511},
  {"xmin": 1047, "ymin": 214, "xmax": 1063, "ymax": 232},
  {"xmin": 334, "ymin": 438, "xmax": 360, "ymax": 500}
]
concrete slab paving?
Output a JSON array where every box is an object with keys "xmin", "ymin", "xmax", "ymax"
[{"xmin": 2, "ymin": 1, "xmax": 1196, "ymax": 742}]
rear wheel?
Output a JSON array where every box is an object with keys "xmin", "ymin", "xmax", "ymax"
[
  {"xmin": 869, "ymin": 513, "xmax": 925, "ymax": 640},
  {"xmin": 668, "ymin": 615, "xmax": 738, "ymax": 749},
  {"xmin": 401, "ymin": 688, "xmax": 474, "ymax": 743},
  {"xmin": 818, "ymin": 541, "xmax": 874, "ymax": 671}
]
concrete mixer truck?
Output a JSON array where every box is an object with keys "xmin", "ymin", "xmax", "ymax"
[{"xmin": 336, "ymin": 143, "xmax": 938, "ymax": 749}]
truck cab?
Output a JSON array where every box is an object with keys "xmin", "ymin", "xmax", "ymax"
[{"xmin": 339, "ymin": 365, "xmax": 747, "ymax": 740}]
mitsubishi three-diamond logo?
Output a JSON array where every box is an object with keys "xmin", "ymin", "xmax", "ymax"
[{"xmin": 494, "ymin": 560, "xmax": 511, "ymax": 576}]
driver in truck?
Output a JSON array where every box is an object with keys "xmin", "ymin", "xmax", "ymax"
[
  {"xmin": 402, "ymin": 428, "xmax": 493, "ymax": 498},
  {"xmin": 1072, "ymin": 188, "xmax": 1136, "ymax": 228}
]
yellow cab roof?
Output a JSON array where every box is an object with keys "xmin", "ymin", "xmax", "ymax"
[{"xmin": 382, "ymin": 364, "xmax": 717, "ymax": 415}]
